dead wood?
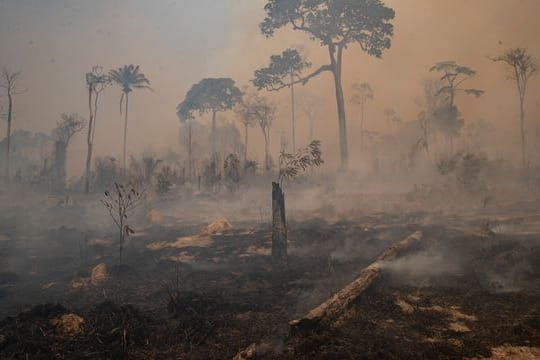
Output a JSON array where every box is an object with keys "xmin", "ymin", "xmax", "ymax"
[{"xmin": 289, "ymin": 230, "xmax": 423, "ymax": 332}]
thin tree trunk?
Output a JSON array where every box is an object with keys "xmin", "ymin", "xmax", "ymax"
[
  {"xmin": 520, "ymin": 95, "xmax": 526, "ymax": 169},
  {"xmin": 244, "ymin": 123, "xmax": 249, "ymax": 165},
  {"xmin": 211, "ymin": 109, "xmax": 217, "ymax": 176},
  {"xmin": 272, "ymin": 181, "xmax": 287, "ymax": 268},
  {"xmin": 360, "ymin": 101, "xmax": 365, "ymax": 152},
  {"xmin": 85, "ymin": 88, "xmax": 94, "ymax": 193},
  {"xmin": 291, "ymin": 73, "xmax": 296, "ymax": 152},
  {"xmin": 123, "ymin": 92, "xmax": 129, "ymax": 175},
  {"xmin": 119, "ymin": 216, "xmax": 124, "ymax": 265},
  {"xmin": 263, "ymin": 130, "xmax": 269, "ymax": 172},
  {"xmin": 188, "ymin": 119, "xmax": 193, "ymax": 181},
  {"xmin": 54, "ymin": 141, "xmax": 67, "ymax": 192},
  {"xmin": 330, "ymin": 45, "xmax": 348, "ymax": 170},
  {"xmin": 5, "ymin": 92, "xmax": 13, "ymax": 181}
]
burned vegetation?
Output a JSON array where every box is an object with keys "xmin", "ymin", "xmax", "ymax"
[{"xmin": 1, "ymin": 0, "xmax": 540, "ymax": 359}]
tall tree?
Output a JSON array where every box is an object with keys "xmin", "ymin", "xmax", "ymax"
[
  {"xmin": 177, "ymin": 78, "xmax": 242, "ymax": 176},
  {"xmin": 250, "ymin": 93, "xmax": 276, "ymax": 172},
  {"xmin": 491, "ymin": 48, "xmax": 538, "ymax": 168},
  {"xmin": 234, "ymin": 90, "xmax": 258, "ymax": 166},
  {"xmin": 350, "ymin": 82, "xmax": 374, "ymax": 151},
  {"xmin": 430, "ymin": 61, "xmax": 484, "ymax": 153},
  {"xmin": 52, "ymin": 113, "xmax": 85, "ymax": 191},
  {"xmin": 253, "ymin": 48, "xmax": 310, "ymax": 151},
  {"xmin": 0, "ymin": 69, "xmax": 25, "ymax": 181},
  {"xmin": 109, "ymin": 65, "xmax": 151, "ymax": 174},
  {"xmin": 84, "ymin": 66, "xmax": 109, "ymax": 193},
  {"xmin": 260, "ymin": 0, "xmax": 395, "ymax": 170},
  {"xmin": 176, "ymin": 105, "xmax": 196, "ymax": 181},
  {"xmin": 298, "ymin": 92, "xmax": 321, "ymax": 143}
]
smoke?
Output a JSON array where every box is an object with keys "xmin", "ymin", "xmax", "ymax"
[{"xmin": 0, "ymin": 0, "xmax": 539, "ymax": 178}]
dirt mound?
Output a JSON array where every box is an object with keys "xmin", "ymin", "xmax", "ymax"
[
  {"xmin": 204, "ymin": 217, "xmax": 233, "ymax": 235},
  {"xmin": 146, "ymin": 209, "xmax": 164, "ymax": 224},
  {"xmin": 90, "ymin": 263, "xmax": 108, "ymax": 285},
  {"xmin": 0, "ymin": 304, "xmax": 70, "ymax": 356},
  {"xmin": 0, "ymin": 301, "xmax": 153, "ymax": 359},
  {"xmin": 50, "ymin": 313, "xmax": 85, "ymax": 335}
]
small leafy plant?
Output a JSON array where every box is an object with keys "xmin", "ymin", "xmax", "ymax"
[{"xmin": 278, "ymin": 140, "xmax": 323, "ymax": 185}]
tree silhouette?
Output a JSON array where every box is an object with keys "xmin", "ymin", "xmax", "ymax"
[
  {"xmin": 0, "ymin": 69, "xmax": 26, "ymax": 181},
  {"xmin": 177, "ymin": 78, "xmax": 242, "ymax": 176},
  {"xmin": 109, "ymin": 65, "xmax": 151, "ymax": 174},
  {"xmin": 234, "ymin": 89, "xmax": 258, "ymax": 166},
  {"xmin": 84, "ymin": 66, "xmax": 109, "ymax": 193},
  {"xmin": 260, "ymin": 0, "xmax": 395, "ymax": 170},
  {"xmin": 248, "ymin": 93, "xmax": 276, "ymax": 172},
  {"xmin": 253, "ymin": 48, "xmax": 310, "ymax": 151},
  {"xmin": 430, "ymin": 61, "xmax": 484, "ymax": 154},
  {"xmin": 492, "ymin": 48, "xmax": 538, "ymax": 168},
  {"xmin": 350, "ymin": 82, "xmax": 374, "ymax": 152},
  {"xmin": 52, "ymin": 113, "xmax": 85, "ymax": 191}
]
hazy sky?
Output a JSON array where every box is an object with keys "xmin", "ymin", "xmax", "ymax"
[{"xmin": 1, "ymin": 0, "xmax": 539, "ymax": 175}]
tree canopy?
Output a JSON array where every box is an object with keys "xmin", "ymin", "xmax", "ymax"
[
  {"xmin": 177, "ymin": 78, "xmax": 242, "ymax": 121},
  {"xmin": 260, "ymin": 0, "xmax": 395, "ymax": 58},
  {"xmin": 108, "ymin": 65, "xmax": 150, "ymax": 95},
  {"xmin": 253, "ymin": 48, "xmax": 311, "ymax": 91},
  {"xmin": 430, "ymin": 61, "xmax": 484, "ymax": 100}
]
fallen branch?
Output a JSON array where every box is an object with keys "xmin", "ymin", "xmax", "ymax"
[{"xmin": 289, "ymin": 230, "xmax": 423, "ymax": 332}]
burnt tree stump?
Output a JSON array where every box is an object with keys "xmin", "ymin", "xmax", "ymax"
[{"xmin": 272, "ymin": 182, "xmax": 287, "ymax": 268}]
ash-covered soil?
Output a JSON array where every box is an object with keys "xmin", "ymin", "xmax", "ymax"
[{"xmin": 1, "ymin": 199, "xmax": 540, "ymax": 359}]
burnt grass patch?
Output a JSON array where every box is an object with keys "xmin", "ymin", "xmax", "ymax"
[{"xmin": 1, "ymin": 215, "xmax": 539, "ymax": 358}]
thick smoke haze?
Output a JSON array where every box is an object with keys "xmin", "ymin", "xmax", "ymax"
[{"xmin": 1, "ymin": 0, "xmax": 539, "ymax": 176}]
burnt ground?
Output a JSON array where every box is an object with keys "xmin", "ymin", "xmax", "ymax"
[{"xmin": 1, "ymin": 199, "xmax": 540, "ymax": 359}]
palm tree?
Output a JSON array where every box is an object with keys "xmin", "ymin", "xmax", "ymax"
[{"xmin": 109, "ymin": 65, "xmax": 151, "ymax": 173}]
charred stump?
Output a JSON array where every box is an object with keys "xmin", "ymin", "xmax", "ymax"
[{"xmin": 272, "ymin": 182, "xmax": 287, "ymax": 268}]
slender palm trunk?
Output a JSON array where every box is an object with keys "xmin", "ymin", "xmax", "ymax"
[
  {"xmin": 5, "ymin": 91, "xmax": 12, "ymax": 181},
  {"xmin": 290, "ymin": 73, "xmax": 296, "ymax": 152},
  {"xmin": 122, "ymin": 92, "xmax": 129, "ymax": 175}
]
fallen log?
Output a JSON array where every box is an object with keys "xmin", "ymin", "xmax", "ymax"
[{"xmin": 289, "ymin": 230, "xmax": 423, "ymax": 333}]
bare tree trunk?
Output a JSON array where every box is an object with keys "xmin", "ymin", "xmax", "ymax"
[
  {"xmin": 119, "ymin": 216, "xmax": 124, "ymax": 265},
  {"xmin": 122, "ymin": 92, "xmax": 129, "ymax": 176},
  {"xmin": 330, "ymin": 45, "xmax": 348, "ymax": 170},
  {"xmin": 272, "ymin": 182, "xmax": 287, "ymax": 268},
  {"xmin": 85, "ymin": 88, "xmax": 94, "ymax": 193},
  {"xmin": 520, "ymin": 94, "xmax": 526, "ymax": 169},
  {"xmin": 360, "ymin": 101, "xmax": 365, "ymax": 152},
  {"xmin": 211, "ymin": 109, "xmax": 217, "ymax": 176},
  {"xmin": 5, "ymin": 92, "xmax": 12, "ymax": 181},
  {"xmin": 188, "ymin": 119, "xmax": 193, "ymax": 181},
  {"xmin": 291, "ymin": 73, "xmax": 296, "ymax": 152},
  {"xmin": 244, "ymin": 123, "xmax": 249, "ymax": 165},
  {"xmin": 54, "ymin": 141, "xmax": 67, "ymax": 192}
]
